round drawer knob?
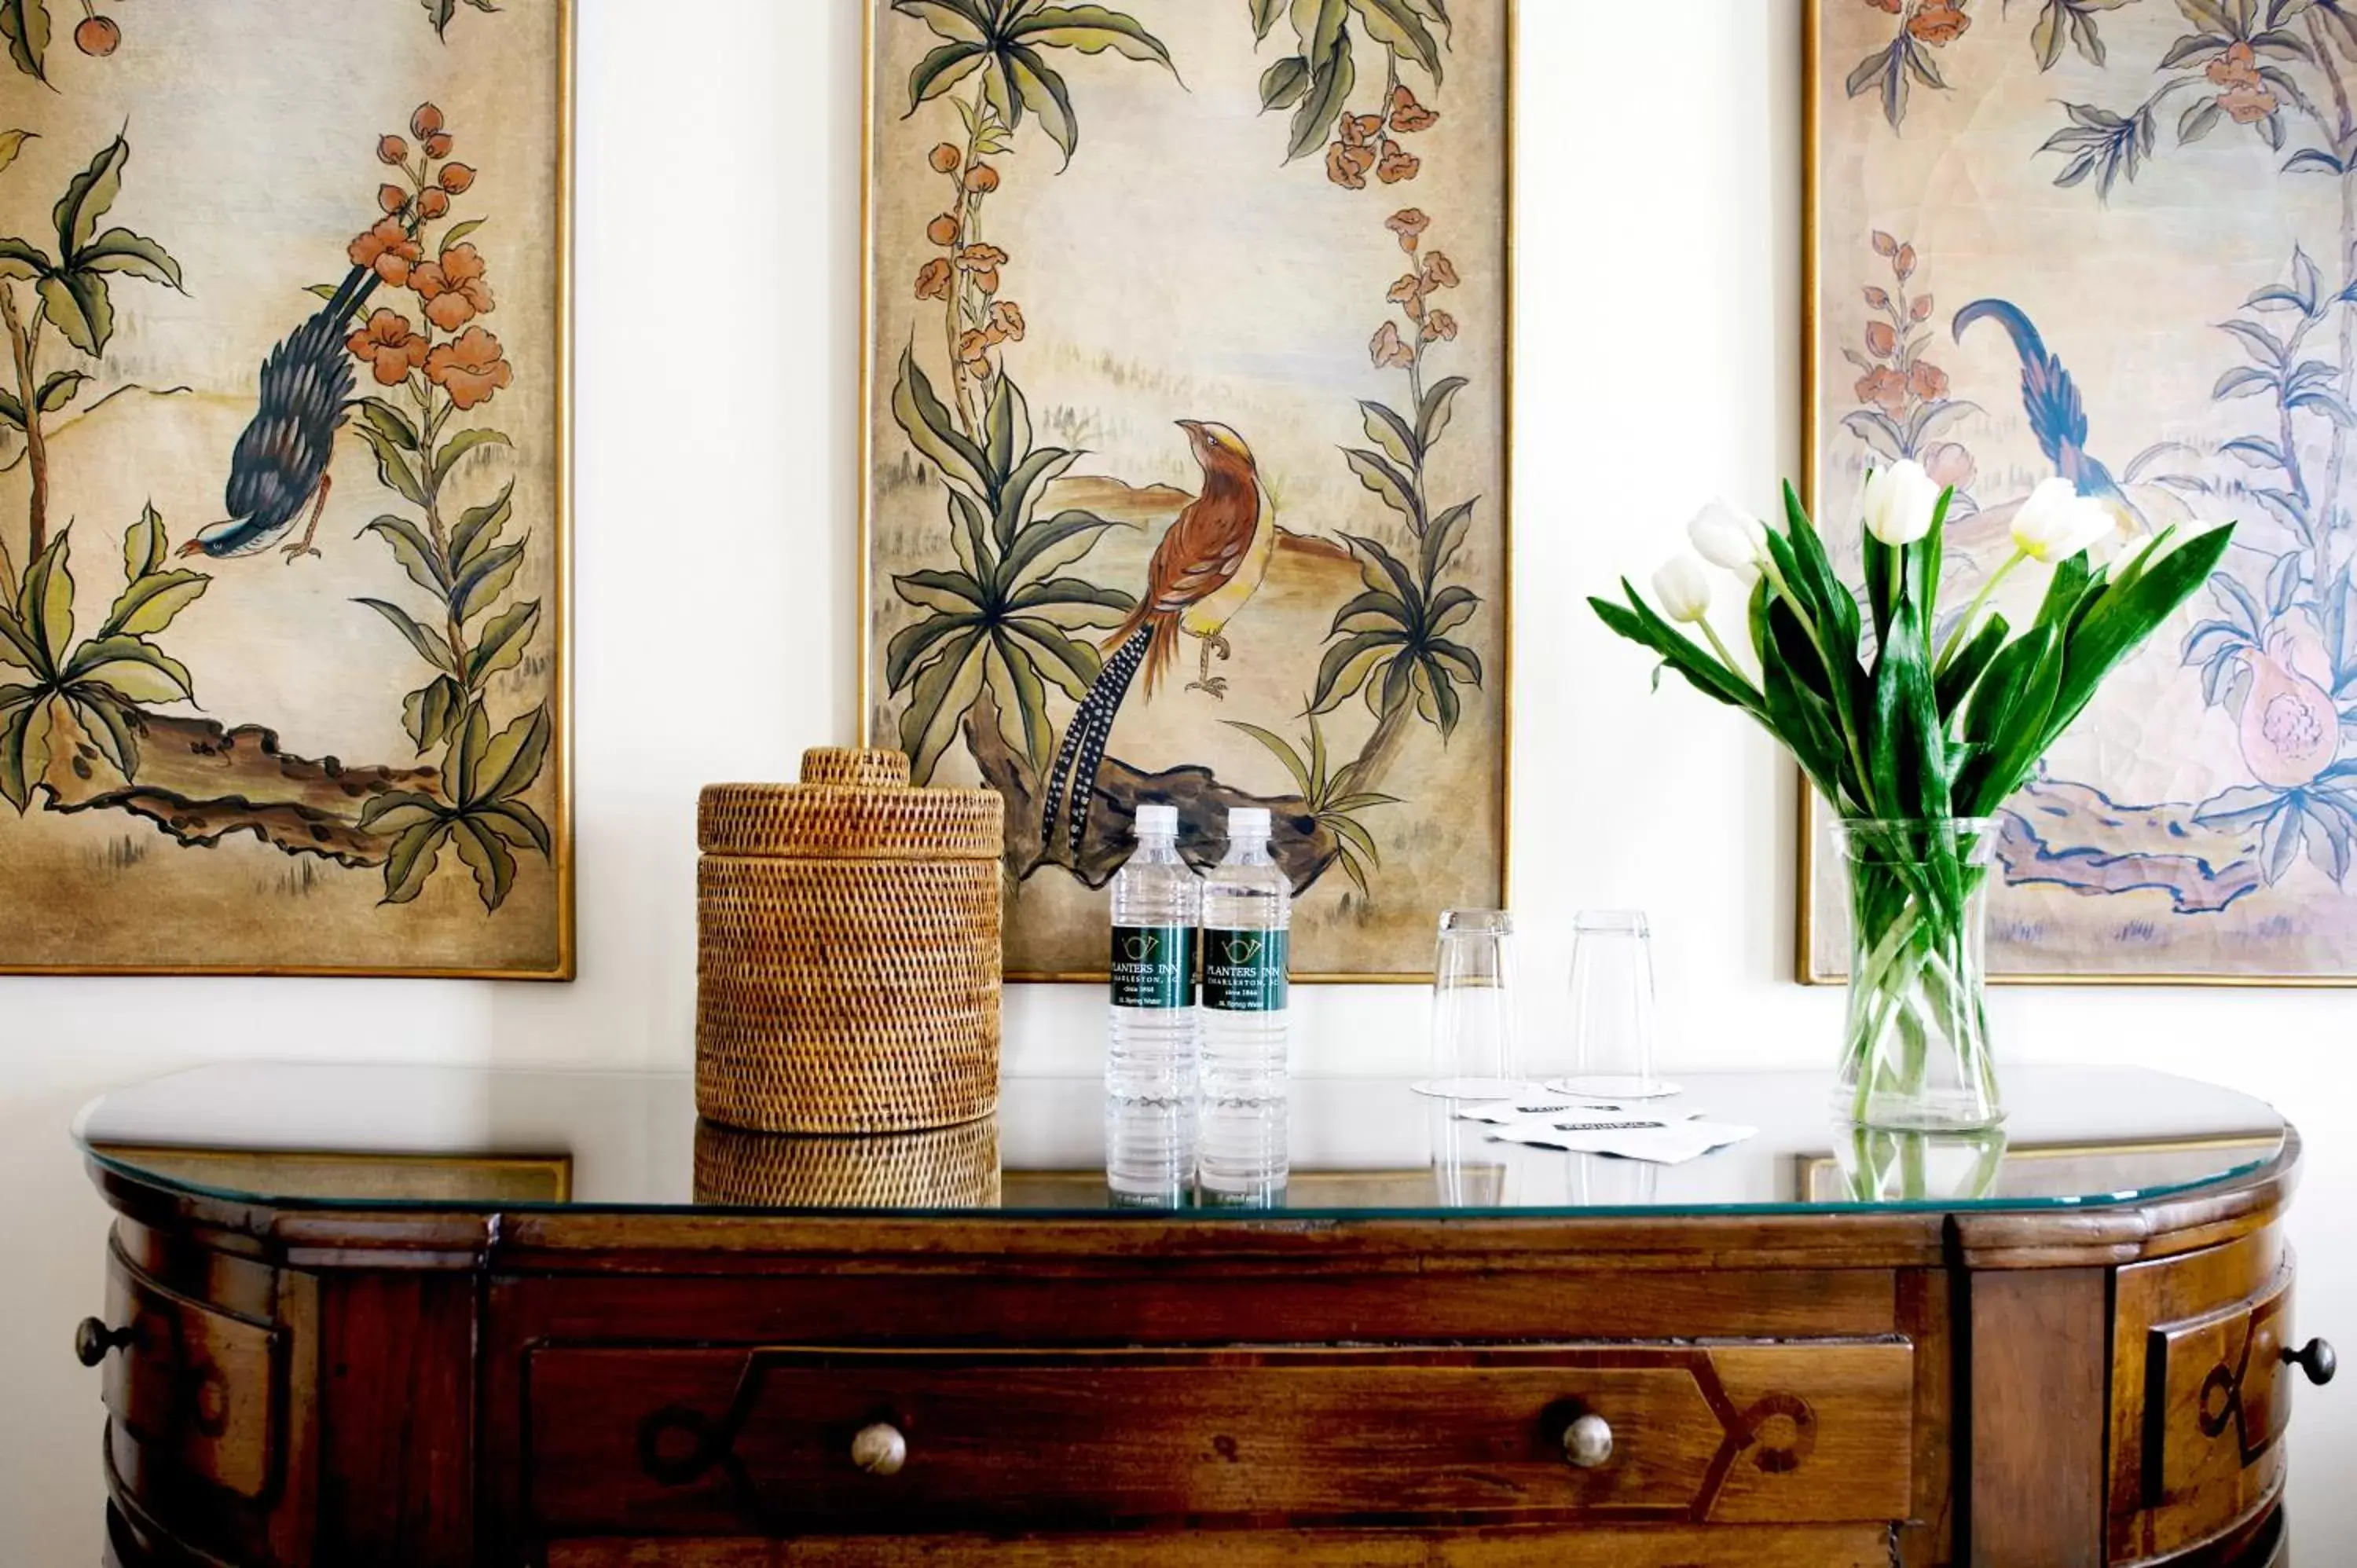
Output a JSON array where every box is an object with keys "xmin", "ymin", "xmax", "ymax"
[
  {"xmin": 852, "ymin": 1422, "xmax": 907, "ymax": 1476},
  {"xmin": 1563, "ymin": 1411, "xmax": 1614, "ymax": 1470},
  {"xmin": 74, "ymin": 1317, "xmax": 133, "ymax": 1368},
  {"xmin": 2285, "ymin": 1338, "xmax": 2337, "ymax": 1387}
]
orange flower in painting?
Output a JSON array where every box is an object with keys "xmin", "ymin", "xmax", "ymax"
[
  {"xmin": 416, "ymin": 187, "xmax": 450, "ymax": 220},
  {"xmin": 1864, "ymin": 0, "xmax": 1900, "ymax": 11},
  {"xmin": 439, "ymin": 162, "xmax": 477, "ymax": 194},
  {"xmin": 426, "ymin": 326, "xmax": 513, "ymax": 411},
  {"xmin": 2222, "ymin": 82, "xmax": 2279, "ymax": 123},
  {"xmin": 1326, "ymin": 140, "xmax": 1374, "ymax": 188},
  {"xmin": 989, "ymin": 301, "xmax": 1025, "ymax": 341},
  {"xmin": 1894, "ymin": 243, "xmax": 1917, "ymax": 280},
  {"xmin": 1388, "ymin": 273, "xmax": 1427, "ymax": 321},
  {"xmin": 967, "ymin": 163, "xmax": 1000, "ymax": 192},
  {"xmin": 423, "ymin": 131, "xmax": 453, "ymax": 159},
  {"xmin": 1909, "ymin": 360, "xmax": 1950, "ymax": 401},
  {"xmin": 1338, "ymin": 112, "xmax": 1384, "ymax": 148},
  {"xmin": 1856, "ymin": 365, "xmax": 1909, "ymax": 417},
  {"xmin": 346, "ymin": 309, "xmax": 430, "ymax": 387},
  {"xmin": 929, "ymin": 142, "xmax": 963, "ymax": 174},
  {"xmin": 926, "ymin": 213, "xmax": 961, "ymax": 247},
  {"xmin": 1422, "ymin": 310, "xmax": 1458, "ymax": 343},
  {"xmin": 1376, "ymin": 139, "xmax": 1420, "ymax": 183},
  {"xmin": 1387, "ymin": 207, "xmax": 1430, "ymax": 254},
  {"xmin": 349, "ymin": 218, "xmax": 423, "ymax": 287},
  {"xmin": 413, "ymin": 244, "xmax": 495, "ymax": 332},
  {"xmin": 2207, "ymin": 41, "xmax": 2262, "ymax": 90},
  {"xmin": 377, "ymin": 182, "xmax": 408, "ymax": 214},
  {"xmin": 1370, "ymin": 320, "xmax": 1415, "ymax": 370},
  {"xmin": 1863, "ymin": 284, "xmax": 1892, "ymax": 310},
  {"xmin": 1422, "ymin": 251, "xmax": 1460, "ymax": 290},
  {"xmin": 1925, "ymin": 441, "xmax": 1976, "ymax": 491},
  {"xmin": 915, "ymin": 258, "xmax": 953, "ymax": 300},
  {"xmin": 956, "ymin": 243, "xmax": 1007, "ymax": 292},
  {"xmin": 412, "ymin": 103, "xmax": 445, "ymax": 139},
  {"xmin": 378, "ymin": 135, "xmax": 409, "ymax": 166},
  {"xmin": 1865, "ymin": 320, "xmax": 1898, "ymax": 357},
  {"xmin": 1908, "ymin": 2, "xmax": 1969, "ymax": 44},
  {"xmin": 1910, "ymin": 292, "xmax": 1934, "ymax": 322},
  {"xmin": 956, "ymin": 328, "xmax": 994, "ymax": 372},
  {"xmin": 1388, "ymin": 84, "xmax": 1439, "ymax": 133}
]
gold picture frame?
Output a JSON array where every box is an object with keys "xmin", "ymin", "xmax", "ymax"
[
  {"xmin": 0, "ymin": 3, "xmax": 576, "ymax": 980},
  {"xmin": 1796, "ymin": 3, "xmax": 2357, "ymax": 988},
  {"xmin": 856, "ymin": 0, "xmax": 1516, "ymax": 984}
]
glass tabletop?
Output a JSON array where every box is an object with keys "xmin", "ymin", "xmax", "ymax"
[{"xmin": 72, "ymin": 1062, "xmax": 2287, "ymax": 1218}]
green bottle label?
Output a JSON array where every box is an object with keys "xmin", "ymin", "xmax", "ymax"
[
  {"xmin": 1203, "ymin": 929, "xmax": 1289, "ymax": 1013},
  {"xmin": 1110, "ymin": 925, "xmax": 1195, "ymax": 1009}
]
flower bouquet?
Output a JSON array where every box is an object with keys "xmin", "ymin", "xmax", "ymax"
[{"xmin": 1592, "ymin": 465, "xmax": 2234, "ymax": 1128}]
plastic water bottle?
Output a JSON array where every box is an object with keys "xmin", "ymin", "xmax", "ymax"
[
  {"xmin": 1197, "ymin": 806, "xmax": 1290, "ymax": 1203},
  {"xmin": 1106, "ymin": 804, "xmax": 1200, "ymax": 1095}
]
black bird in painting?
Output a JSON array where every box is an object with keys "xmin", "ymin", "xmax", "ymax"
[{"xmin": 179, "ymin": 263, "xmax": 380, "ymax": 563}]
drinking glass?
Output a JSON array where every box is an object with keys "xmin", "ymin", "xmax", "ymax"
[
  {"xmin": 1428, "ymin": 1100, "xmax": 1508, "ymax": 1207},
  {"xmin": 1552, "ymin": 910, "xmax": 1677, "ymax": 1099},
  {"xmin": 1414, "ymin": 909, "xmax": 1526, "ymax": 1099}
]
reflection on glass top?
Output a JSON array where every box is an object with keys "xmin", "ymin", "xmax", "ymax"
[{"xmin": 73, "ymin": 1064, "xmax": 2286, "ymax": 1219}]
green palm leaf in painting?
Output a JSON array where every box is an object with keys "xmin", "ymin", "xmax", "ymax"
[
  {"xmin": 893, "ymin": 0, "xmax": 1178, "ymax": 165},
  {"xmin": 886, "ymin": 357, "xmax": 1136, "ymax": 782}
]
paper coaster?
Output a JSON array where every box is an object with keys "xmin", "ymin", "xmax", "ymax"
[{"xmin": 1486, "ymin": 1116, "xmax": 1758, "ymax": 1165}]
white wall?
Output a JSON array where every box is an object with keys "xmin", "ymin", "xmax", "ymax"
[{"xmin": 4, "ymin": 2, "xmax": 2351, "ymax": 1558}]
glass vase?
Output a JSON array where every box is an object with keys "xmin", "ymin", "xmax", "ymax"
[{"xmin": 1834, "ymin": 818, "xmax": 2003, "ymax": 1130}]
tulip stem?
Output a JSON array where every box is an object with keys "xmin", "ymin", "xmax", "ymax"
[
  {"xmin": 1934, "ymin": 548, "xmax": 2026, "ymax": 673},
  {"xmin": 1697, "ymin": 620, "xmax": 1758, "ymax": 702}
]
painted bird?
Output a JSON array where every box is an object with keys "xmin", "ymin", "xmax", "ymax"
[
  {"xmin": 1953, "ymin": 297, "xmax": 2139, "ymax": 526},
  {"xmin": 179, "ymin": 262, "xmax": 380, "ymax": 563},
  {"xmin": 1038, "ymin": 419, "xmax": 1276, "ymax": 858}
]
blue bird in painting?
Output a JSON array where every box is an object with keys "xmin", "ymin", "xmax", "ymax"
[
  {"xmin": 178, "ymin": 263, "xmax": 381, "ymax": 565},
  {"xmin": 1952, "ymin": 297, "xmax": 2141, "ymax": 526}
]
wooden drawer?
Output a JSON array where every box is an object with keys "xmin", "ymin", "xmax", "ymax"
[
  {"xmin": 2110, "ymin": 1231, "xmax": 2293, "ymax": 1563},
  {"xmin": 525, "ymin": 1343, "xmax": 1915, "ymax": 1535},
  {"xmin": 101, "ymin": 1242, "xmax": 286, "ymax": 1503}
]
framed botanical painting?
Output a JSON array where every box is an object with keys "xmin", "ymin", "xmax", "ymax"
[
  {"xmin": 862, "ymin": 0, "xmax": 1510, "ymax": 981},
  {"xmin": 0, "ymin": 1, "xmax": 570, "ymax": 976},
  {"xmin": 1805, "ymin": 0, "xmax": 2357, "ymax": 984}
]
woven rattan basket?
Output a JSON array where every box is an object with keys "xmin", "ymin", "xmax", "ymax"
[
  {"xmin": 696, "ymin": 748, "xmax": 1003, "ymax": 1134},
  {"xmin": 692, "ymin": 1116, "xmax": 1002, "ymax": 1208}
]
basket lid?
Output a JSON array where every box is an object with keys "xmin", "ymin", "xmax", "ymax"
[{"xmin": 698, "ymin": 749, "xmax": 1003, "ymax": 860}]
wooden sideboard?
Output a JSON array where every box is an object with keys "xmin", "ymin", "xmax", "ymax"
[{"xmin": 72, "ymin": 1065, "xmax": 2330, "ymax": 1566}]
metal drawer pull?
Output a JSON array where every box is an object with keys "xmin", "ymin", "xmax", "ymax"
[
  {"xmin": 2284, "ymin": 1338, "xmax": 2337, "ymax": 1387},
  {"xmin": 852, "ymin": 1422, "xmax": 907, "ymax": 1475},
  {"xmin": 74, "ymin": 1317, "xmax": 134, "ymax": 1368},
  {"xmin": 1562, "ymin": 1411, "xmax": 1613, "ymax": 1469}
]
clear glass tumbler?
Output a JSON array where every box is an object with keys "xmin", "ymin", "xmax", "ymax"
[
  {"xmin": 1553, "ymin": 910, "xmax": 1675, "ymax": 1100},
  {"xmin": 1417, "ymin": 908, "xmax": 1525, "ymax": 1100}
]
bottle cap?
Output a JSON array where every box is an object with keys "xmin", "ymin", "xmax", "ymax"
[
  {"xmin": 1227, "ymin": 806, "xmax": 1271, "ymax": 837},
  {"xmin": 1134, "ymin": 804, "xmax": 1178, "ymax": 837}
]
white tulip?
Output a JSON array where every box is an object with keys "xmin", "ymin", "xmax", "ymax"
[
  {"xmin": 1652, "ymin": 552, "xmax": 1713, "ymax": 625},
  {"xmin": 1687, "ymin": 500, "xmax": 1769, "ymax": 573},
  {"xmin": 1859, "ymin": 460, "xmax": 1944, "ymax": 548},
  {"xmin": 2011, "ymin": 478, "xmax": 2119, "ymax": 563}
]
